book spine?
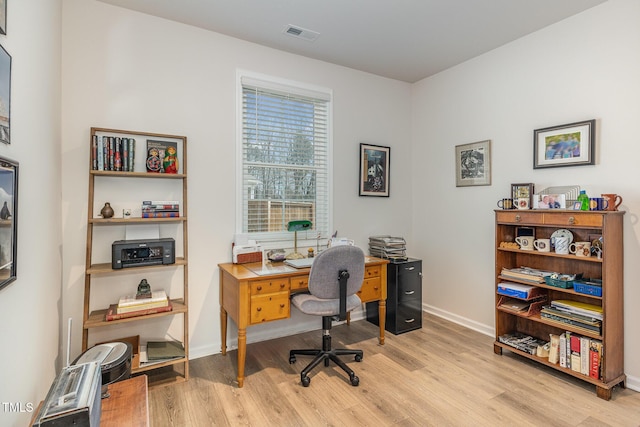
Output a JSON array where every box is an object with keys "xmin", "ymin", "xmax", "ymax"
[
  {"xmin": 115, "ymin": 137, "xmax": 122, "ymax": 171},
  {"xmin": 97, "ymin": 136, "xmax": 104, "ymax": 171},
  {"xmin": 129, "ymin": 138, "xmax": 135, "ymax": 172},
  {"xmin": 589, "ymin": 339, "xmax": 602, "ymax": 380},
  {"xmin": 108, "ymin": 137, "xmax": 115, "ymax": 171},
  {"xmin": 559, "ymin": 333, "xmax": 567, "ymax": 368},
  {"xmin": 142, "ymin": 200, "xmax": 180, "ymax": 205},
  {"xmin": 548, "ymin": 334, "xmax": 559, "ymax": 364},
  {"xmin": 142, "ymin": 211, "xmax": 180, "ymax": 218},
  {"xmin": 123, "ymin": 138, "xmax": 129, "ymax": 172},
  {"xmin": 580, "ymin": 336, "xmax": 590, "ymax": 375},
  {"xmin": 142, "ymin": 204, "xmax": 180, "ymax": 210},
  {"xmin": 103, "ymin": 137, "xmax": 109, "ymax": 170},
  {"xmin": 92, "ymin": 135, "xmax": 98, "ymax": 170},
  {"xmin": 565, "ymin": 332, "xmax": 572, "ymax": 370}
]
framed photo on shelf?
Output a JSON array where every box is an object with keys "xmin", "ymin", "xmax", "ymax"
[
  {"xmin": 511, "ymin": 183, "xmax": 534, "ymax": 208},
  {"xmin": 359, "ymin": 143, "xmax": 390, "ymax": 197},
  {"xmin": 533, "ymin": 119, "xmax": 595, "ymax": 169},
  {"xmin": 0, "ymin": 156, "xmax": 17, "ymax": 290},
  {"xmin": 455, "ymin": 140, "xmax": 491, "ymax": 187},
  {"xmin": 0, "ymin": 44, "xmax": 10, "ymax": 144}
]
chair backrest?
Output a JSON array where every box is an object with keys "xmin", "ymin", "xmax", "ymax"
[{"xmin": 307, "ymin": 246, "xmax": 365, "ymax": 300}]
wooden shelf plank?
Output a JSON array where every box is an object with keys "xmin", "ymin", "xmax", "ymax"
[
  {"xmin": 84, "ymin": 299, "xmax": 187, "ymax": 329},
  {"xmin": 87, "ymin": 258, "xmax": 186, "ymax": 275},
  {"xmin": 90, "ymin": 170, "xmax": 186, "ymax": 179},
  {"xmin": 89, "ymin": 217, "xmax": 186, "ymax": 225}
]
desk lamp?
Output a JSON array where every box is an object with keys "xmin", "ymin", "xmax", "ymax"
[{"xmin": 286, "ymin": 220, "xmax": 312, "ymax": 259}]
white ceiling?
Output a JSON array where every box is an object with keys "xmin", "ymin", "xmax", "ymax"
[{"xmin": 96, "ymin": 0, "xmax": 606, "ymax": 83}]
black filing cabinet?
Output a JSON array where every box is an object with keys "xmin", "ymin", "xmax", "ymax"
[{"xmin": 367, "ymin": 258, "xmax": 422, "ymax": 335}]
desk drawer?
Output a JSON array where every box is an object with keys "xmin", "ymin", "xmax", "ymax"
[
  {"xmin": 358, "ymin": 277, "xmax": 382, "ymax": 302},
  {"xmin": 365, "ymin": 265, "xmax": 381, "ymax": 279},
  {"xmin": 250, "ymin": 291, "xmax": 290, "ymax": 323},
  {"xmin": 250, "ymin": 279, "xmax": 289, "ymax": 295},
  {"xmin": 543, "ymin": 212, "xmax": 603, "ymax": 227},
  {"xmin": 496, "ymin": 211, "xmax": 543, "ymax": 225},
  {"xmin": 289, "ymin": 275, "xmax": 308, "ymax": 291}
]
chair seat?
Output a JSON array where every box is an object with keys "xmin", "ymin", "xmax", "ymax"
[{"xmin": 292, "ymin": 293, "xmax": 362, "ymax": 317}]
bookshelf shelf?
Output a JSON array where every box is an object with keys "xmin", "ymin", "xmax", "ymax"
[
  {"xmin": 494, "ymin": 210, "xmax": 624, "ymax": 400},
  {"xmin": 83, "ymin": 127, "xmax": 189, "ymax": 385}
]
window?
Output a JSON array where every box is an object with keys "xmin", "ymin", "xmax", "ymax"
[{"xmin": 239, "ymin": 74, "xmax": 331, "ymax": 242}]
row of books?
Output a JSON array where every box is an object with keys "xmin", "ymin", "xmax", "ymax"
[
  {"xmin": 141, "ymin": 200, "xmax": 180, "ymax": 218},
  {"xmin": 553, "ymin": 332, "xmax": 603, "ymax": 380},
  {"xmin": 105, "ymin": 290, "xmax": 172, "ymax": 321},
  {"xmin": 92, "ymin": 135, "xmax": 136, "ymax": 172},
  {"xmin": 541, "ymin": 301, "xmax": 602, "ymax": 335}
]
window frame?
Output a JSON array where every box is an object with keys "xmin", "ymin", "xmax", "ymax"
[{"xmin": 236, "ymin": 70, "xmax": 333, "ymax": 245}]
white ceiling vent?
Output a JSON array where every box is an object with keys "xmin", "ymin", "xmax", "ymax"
[{"xmin": 283, "ymin": 25, "xmax": 320, "ymax": 42}]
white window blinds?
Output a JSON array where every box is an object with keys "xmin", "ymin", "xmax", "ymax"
[{"xmin": 241, "ymin": 77, "xmax": 330, "ymax": 240}]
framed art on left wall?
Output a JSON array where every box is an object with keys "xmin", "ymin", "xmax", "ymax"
[{"xmin": 0, "ymin": 156, "xmax": 17, "ymax": 290}]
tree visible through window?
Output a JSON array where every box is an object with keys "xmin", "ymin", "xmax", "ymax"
[{"xmin": 241, "ymin": 77, "xmax": 330, "ymax": 240}]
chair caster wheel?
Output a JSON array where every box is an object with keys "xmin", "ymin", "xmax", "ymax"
[
  {"xmin": 350, "ymin": 375, "xmax": 359, "ymax": 386},
  {"xmin": 301, "ymin": 376, "xmax": 310, "ymax": 387},
  {"xmin": 355, "ymin": 354, "xmax": 363, "ymax": 362},
  {"xmin": 289, "ymin": 355, "xmax": 296, "ymax": 364}
]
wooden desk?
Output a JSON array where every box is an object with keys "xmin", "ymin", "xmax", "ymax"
[{"xmin": 219, "ymin": 256, "xmax": 389, "ymax": 387}]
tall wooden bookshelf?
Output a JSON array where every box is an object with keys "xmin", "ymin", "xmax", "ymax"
[
  {"xmin": 494, "ymin": 210, "xmax": 624, "ymax": 400},
  {"xmin": 83, "ymin": 127, "xmax": 189, "ymax": 385}
]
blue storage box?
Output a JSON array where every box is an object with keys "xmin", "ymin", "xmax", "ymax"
[{"xmin": 573, "ymin": 279, "xmax": 603, "ymax": 297}]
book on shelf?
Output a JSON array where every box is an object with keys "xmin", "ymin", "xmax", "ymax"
[
  {"xmin": 105, "ymin": 301, "xmax": 173, "ymax": 321},
  {"xmin": 146, "ymin": 340, "xmax": 185, "ymax": 360},
  {"xmin": 565, "ymin": 332, "xmax": 572, "ymax": 370},
  {"xmin": 580, "ymin": 336, "xmax": 590, "ymax": 375},
  {"xmin": 118, "ymin": 290, "xmax": 168, "ymax": 307},
  {"xmin": 548, "ymin": 334, "xmax": 560, "ymax": 364},
  {"xmin": 589, "ymin": 339, "xmax": 603, "ymax": 380},
  {"xmin": 570, "ymin": 352, "xmax": 581, "ymax": 373},
  {"xmin": 141, "ymin": 211, "xmax": 180, "ymax": 218},
  {"xmin": 500, "ymin": 267, "xmax": 553, "ymax": 283},
  {"xmin": 117, "ymin": 298, "xmax": 170, "ymax": 314},
  {"xmin": 550, "ymin": 300, "xmax": 603, "ymax": 320},
  {"xmin": 559, "ymin": 333, "xmax": 567, "ymax": 368},
  {"xmin": 146, "ymin": 140, "xmax": 178, "ymax": 174}
]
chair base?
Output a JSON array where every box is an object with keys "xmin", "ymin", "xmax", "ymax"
[{"xmin": 289, "ymin": 317, "xmax": 363, "ymax": 387}]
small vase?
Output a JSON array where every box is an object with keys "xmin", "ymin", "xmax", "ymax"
[{"xmin": 100, "ymin": 202, "xmax": 114, "ymax": 218}]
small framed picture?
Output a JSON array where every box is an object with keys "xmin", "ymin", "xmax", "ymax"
[
  {"xmin": 359, "ymin": 143, "xmax": 390, "ymax": 197},
  {"xmin": 533, "ymin": 119, "xmax": 595, "ymax": 169},
  {"xmin": 533, "ymin": 194, "xmax": 566, "ymax": 209},
  {"xmin": 511, "ymin": 183, "xmax": 534, "ymax": 208},
  {"xmin": 455, "ymin": 140, "xmax": 491, "ymax": 187}
]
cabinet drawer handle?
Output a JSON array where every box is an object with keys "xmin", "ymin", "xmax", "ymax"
[
  {"xmin": 405, "ymin": 266, "xmax": 415, "ymax": 271},
  {"xmin": 280, "ymin": 303, "xmax": 285, "ymax": 308},
  {"xmin": 404, "ymin": 290, "xmax": 415, "ymax": 295},
  {"xmin": 404, "ymin": 318, "xmax": 415, "ymax": 323},
  {"xmin": 515, "ymin": 215, "xmax": 521, "ymax": 222},
  {"xmin": 280, "ymin": 283, "xmax": 285, "ymax": 288},
  {"xmin": 568, "ymin": 216, "xmax": 575, "ymax": 224},
  {"xmin": 256, "ymin": 307, "xmax": 262, "ymax": 312},
  {"xmin": 257, "ymin": 286, "xmax": 262, "ymax": 291}
]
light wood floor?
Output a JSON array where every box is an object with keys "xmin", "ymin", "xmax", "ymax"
[{"xmin": 149, "ymin": 312, "xmax": 640, "ymax": 426}]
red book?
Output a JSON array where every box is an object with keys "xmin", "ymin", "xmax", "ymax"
[
  {"xmin": 570, "ymin": 335, "xmax": 581, "ymax": 353},
  {"xmin": 589, "ymin": 340, "xmax": 602, "ymax": 380},
  {"xmin": 105, "ymin": 301, "xmax": 173, "ymax": 321}
]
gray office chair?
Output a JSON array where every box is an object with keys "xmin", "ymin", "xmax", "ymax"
[{"xmin": 289, "ymin": 245, "xmax": 365, "ymax": 387}]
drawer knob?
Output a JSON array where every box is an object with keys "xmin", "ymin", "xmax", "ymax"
[
  {"xmin": 280, "ymin": 283, "xmax": 285, "ymax": 288},
  {"xmin": 405, "ymin": 266, "xmax": 415, "ymax": 271},
  {"xmin": 257, "ymin": 286, "xmax": 262, "ymax": 291},
  {"xmin": 280, "ymin": 303, "xmax": 285, "ymax": 308},
  {"xmin": 515, "ymin": 215, "xmax": 521, "ymax": 222},
  {"xmin": 256, "ymin": 307, "xmax": 262, "ymax": 312},
  {"xmin": 569, "ymin": 216, "xmax": 575, "ymax": 224}
]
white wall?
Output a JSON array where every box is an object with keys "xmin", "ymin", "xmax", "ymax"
[
  {"xmin": 0, "ymin": 1, "xmax": 62, "ymax": 426},
  {"xmin": 61, "ymin": 0, "xmax": 412, "ymax": 362},
  {"xmin": 412, "ymin": 0, "xmax": 640, "ymax": 389}
]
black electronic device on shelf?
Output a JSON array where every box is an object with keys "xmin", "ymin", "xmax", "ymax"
[{"xmin": 111, "ymin": 238, "xmax": 175, "ymax": 269}]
